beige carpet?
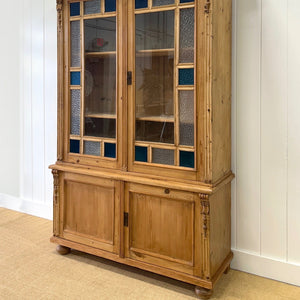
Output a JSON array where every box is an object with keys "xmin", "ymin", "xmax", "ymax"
[{"xmin": 1, "ymin": 207, "xmax": 300, "ymax": 300}]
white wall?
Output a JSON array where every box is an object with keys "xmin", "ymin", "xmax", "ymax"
[
  {"xmin": 231, "ymin": 0, "xmax": 300, "ymax": 286},
  {"xmin": 0, "ymin": 0, "xmax": 299, "ymax": 286},
  {"xmin": 0, "ymin": 1, "xmax": 22, "ymax": 197}
]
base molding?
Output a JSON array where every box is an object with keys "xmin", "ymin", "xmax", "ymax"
[
  {"xmin": 0, "ymin": 193, "xmax": 52, "ymax": 220},
  {"xmin": 231, "ymin": 249, "xmax": 300, "ymax": 287}
]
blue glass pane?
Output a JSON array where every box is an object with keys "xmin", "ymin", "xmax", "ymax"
[
  {"xmin": 105, "ymin": 0, "xmax": 116, "ymax": 12},
  {"xmin": 180, "ymin": 151, "xmax": 194, "ymax": 168},
  {"xmin": 71, "ymin": 72, "xmax": 80, "ymax": 85},
  {"xmin": 135, "ymin": 146, "xmax": 148, "ymax": 162},
  {"xmin": 70, "ymin": 2, "xmax": 80, "ymax": 16},
  {"xmin": 70, "ymin": 140, "xmax": 80, "ymax": 154},
  {"xmin": 135, "ymin": 0, "xmax": 148, "ymax": 9},
  {"xmin": 104, "ymin": 143, "xmax": 116, "ymax": 158},
  {"xmin": 179, "ymin": 68, "xmax": 194, "ymax": 85},
  {"xmin": 180, "ymin": 0, "xmax": 194, "ymax": 3}
]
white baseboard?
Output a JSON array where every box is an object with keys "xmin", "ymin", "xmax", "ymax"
[
  {"xmin": 0, "ymin": 193, "xmax": 52, "ymax": 220},
  {"xmin": 231, "ymin": 249, "xmax": 300, "ymax": 287}
]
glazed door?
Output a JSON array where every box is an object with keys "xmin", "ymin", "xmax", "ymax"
[
  {"xmin": 128, "ymin": 0, "xmax": 197, "ymax": 180},
  {"xmin": 65, "ymin": 0, "xmax": 124, "ymax": 169}
]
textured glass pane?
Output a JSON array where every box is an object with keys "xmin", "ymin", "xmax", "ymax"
[
  {"xmin": 179, "ymin": 8, "xmax": 194, "ymax": 63},
  {"xmin": 84, "ymin": 141, "xmax": 100, "ymax": 156},
  {"xmin": 136, "ymin": 121, "xmax": 174, "ymax": 144},
  {"xmin": 71, "ymin": 21, "xmax": 81, "ymax": 67},
  {"xmin": 85, "ymin": 117, "xmax": 116, "ymax": 138},
  {"xmin": 104, "ymin": 143, "xmax": 116, "ymax": 158},
  {"xmin": 180, "ymin": 151, "xmax": 194, "ymax": 168},
  {"xmin": 70, "ymin": 3, "xmax": 80, "ymax": 16},
  {"xmin": 152, "ymin": 148, "xmax": 174, "ymax": 165},
  {"xmin": 135, "ymin": 0, "xmax": 148, "ymax": 9},
  {"xmin": 84, "ymin": 0, "xmax": 101, "ymax": 15},
  {"xmin": 136, "ymin": 11, "xmax": 174, "ymax": 50},
  {"xmin": 180, "ymin": 0, "xmax": 194, "ymax": 3},
  {"xmin": 135, "ymin": 146, "xmax": 148, "ymax": 162},
  {"xmin": 70, "ymin": 90, "xmax": 81, "ymax": 135},
  {"xmin": 105, "ymin": 0, "xmax": 116, "ymax": 12},
  {"xmin": 71, "ymin": 72, "xmax": 80, "ymax": 85},
  {"xmin": 179, "ymin": 90, "xmax": 194, "ymax": 146},
  {"xmin": 85, "ymin": 17, "xmax": 116, "ymax": 52},
  {"xmin": 70, "ymin": 140, "xmax": 80, "ymax": 154},
  {"xmin": 179, "ymin": 68, "xmax": 194, "ymax": 85},
  {"xmin": 153, "ymin": 0, "xmax": 174, "ymax": 6},
  {"xmin": 85, "ymin": 55, "xmax": 116, "ymax": 115}
]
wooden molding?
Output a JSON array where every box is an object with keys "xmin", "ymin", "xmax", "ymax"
[{"xmin": 201, "ymin": 200, "xmax": 210, "ymax": 239}]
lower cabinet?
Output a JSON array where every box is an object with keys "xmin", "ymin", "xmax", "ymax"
[
  {"xmin": 52, "ymin": 170, "xmax": 232, "ymax": 298},
  {"xmin": 57, "ymin": 172, "xmax": 121, "ymax": 254}
]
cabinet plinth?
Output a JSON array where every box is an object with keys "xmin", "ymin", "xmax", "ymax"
[{"xmin": 51, "ymin": 0, "xmax": 233, "ymax": 298}]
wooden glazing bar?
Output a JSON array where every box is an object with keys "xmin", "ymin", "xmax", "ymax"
[
  {"xmin": 70, "ymin": 67, "xmax": 81, "ymax": 71},
  {"xmin": 135, "ymin": 142, "xmax": 176, "ymax": 149},
  {"xmin": 70, "ymin": 86, "xmax": 81, "ymax": 89},
  {"xmin": 149, "ymin": 0, "xmax": 153, "ymax": 9},
  {"xmin": 148, "ymin": 146, "xmax": 152, "ymax": 163},
  {"xmin": 70, "ymin": 135, "xmax": 81, "ymax": 140},
  {"xmin": 135, "ymin": 6, "xmax": 175, "ymax": 14},
  {"xmin": 174, "ymin": 6, "xmax": 180, "ymax": 148},
  {"xmin": 101, "ymin": 0, "xmax": 105, "ymax": 14},
  {"xmin": 177, "ymin": 86, "xmax": 195, "ymax": 90},
  {"xmin": 83, "ymin": 12, "xmax": 117, "ymax": 19},
  {"xmin": 85, "ymin": 51, "xmax": 116, "ymax": 56},
  {"xmin": 80, "ymin": 10, "xmax": 85, "ymax": 155}
]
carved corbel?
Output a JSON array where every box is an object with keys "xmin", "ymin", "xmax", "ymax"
[{"xmin": 57, "ymin": 0, "xmax": 63, "ymax": 31}]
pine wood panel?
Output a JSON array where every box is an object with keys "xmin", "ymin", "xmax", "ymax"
[
  {"xmin": 209, "ymin": 182, "xmax": 231, "ymax": 277},
  {"xmin": 60, "ymin": 172, "xmax": 120, "ymax": 254},
  {"xmin": 125, "ymin": 183, "xmax": 196, "ymax": 274},
  {"xmin": 211, "ymin": 0, "xmax": 232, "ymax": 183}
]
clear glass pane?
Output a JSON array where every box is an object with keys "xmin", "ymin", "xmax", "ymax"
[
  {"xmin": 135, "ymin": 11, "xmax": 175, "ymax": 145},
  {"xmin": 70, "ymin": 90, "xmax": 81, "ymax": 135},
  {"xmin": 85, "ymin": 117, "xmax": 116, "ymax": 138},
  {"xmin": 85, "ymin": 17, "xmax": 116, "ymax": 53},
  {"xmin": 84, "ymin": 0, "xmax": 101, "ymax": 15},
  {"xmin": 179, "ymin": 8, "xmax": 194, "ymax": 63},
  {"xmin": 153, "ymin": 0, "xmax": 174, "ymax": 6},
  {"xmin": 179, "ymin": 90, "xmax": 194, "ymax": 146},
  {"xmin": 71, "ymin": 21, "xmax": 81, "ymax": 67},
  {"xmin": 136, "ymin": 121, "xmax": 174, "ymax": 144},
  {"xmin": 180, "ymin": 0, "xmax": 194, "ymax": 3},
  {"xmin": 135, "ymin": 11, "xmax": 174, "ymax": 50},
  {"xmin": 152, "ymin": 148, "xmax": 174, "ymax": 165},
  {"xmin": 84, "ymin": 141, "xmax": 100, "ymax": 156},
  {"xmin": 70, "ymin": 72, "xmax": 80, "ymax": 85},
  {"xmin": 85, "ymin": 55, "xmax": 116, "ymax": 115}
]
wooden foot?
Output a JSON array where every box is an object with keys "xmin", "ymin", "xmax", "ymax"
[
  {"xmin": 56, "ymin": 245, "xmax": 71, "ymax": 255},
  {"xmin": 195, "ymin": 286, "xmax": 213, "ymax": 300},
  {"xmin": 224, "ymin": 265, "xmax": 230, "ymax": 274}
]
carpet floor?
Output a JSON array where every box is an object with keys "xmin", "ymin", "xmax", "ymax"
[{"xmin": 0, "ymin": 207, "xmax": 299, "ymax": 300}]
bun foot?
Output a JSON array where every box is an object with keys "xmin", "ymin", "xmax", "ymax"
[
  {"xmin": 224, "ymin": 265, "xmax": 230, "ymax": 274},
  {"xmin": 195, "ymin": 286, "xmax": 213, "ymax": 299},
  {"xmin": 56, "ymin": 245, "xmax": 71, "ymax": 255}
]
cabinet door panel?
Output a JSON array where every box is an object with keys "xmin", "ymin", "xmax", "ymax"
[
  {"xmin": 125, "ymin": 183, "xmax": 197, "ymax": 275},
  {"xmin": 60, "ymin": 173, "xmax": 120, "ymax": 254}
]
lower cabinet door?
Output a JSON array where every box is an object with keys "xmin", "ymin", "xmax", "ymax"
[
  {"xmin": 60, "ymin": 172, "xmax": 120, "ymax": 254},
  {"xmin": 125, "ymin": 183, "xmax": 201, "ymax": 275}
]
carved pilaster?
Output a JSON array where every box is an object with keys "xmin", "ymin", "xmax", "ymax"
[
  {"xmin": 200, "ymin": 195, "xmax": 211, "ymax": 280},
  {"xmin": 52, "ymin": 170, "xmax": 60, "ymax": 236},
  {"xmin": 201, "ymin": 199, "xmax": 210, "ymax": 239},
  {"xmin": 57, "ymin": 0, "xmax": 63, "ymax": 32}
]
